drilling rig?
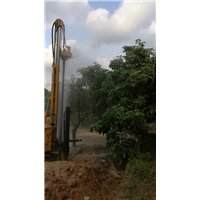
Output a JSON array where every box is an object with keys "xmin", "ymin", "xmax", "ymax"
[{"xmin": 44, "ymin": 19, "xmax": 72, "ymax": 157}]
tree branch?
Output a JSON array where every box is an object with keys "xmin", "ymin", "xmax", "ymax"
[
  {"xmin": 80, "ymin": 111, "xmax": 93, "ymax": 123},
  {"xmin": 70, "ymin": 116, "xmax": 76, "ymax": 126}
]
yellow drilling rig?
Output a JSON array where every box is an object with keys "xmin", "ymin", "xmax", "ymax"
[{"xmin": 44, "ymin": 19, "xmax": 72, "ymax": 156}]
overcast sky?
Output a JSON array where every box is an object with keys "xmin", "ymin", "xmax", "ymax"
[{"xmin": 44, "ymin": 0, "xmax": 156, "ymax": 90}]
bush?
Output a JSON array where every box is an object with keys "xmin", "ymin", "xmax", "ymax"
[
  {"xmin": 119, "ymin": 152, "xmax": 156, "ymax": 200},
  {"xmin": 126, "ymin": 153, "xmax": 156, "ymax": 183}
]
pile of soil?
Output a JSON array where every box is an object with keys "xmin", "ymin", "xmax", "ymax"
[{"xmin": 45, "ymin": 161, "xmax": 120, "ymax": 200}]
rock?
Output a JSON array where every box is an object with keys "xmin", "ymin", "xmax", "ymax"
[{"xmin": 84, "ymin": 196, "xmax": 90, "ymax": 200}]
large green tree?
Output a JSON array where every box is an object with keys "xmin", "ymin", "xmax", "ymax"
[{"xmin": 90, "ymin": 39, "xmax": 156, "ymax": 157}]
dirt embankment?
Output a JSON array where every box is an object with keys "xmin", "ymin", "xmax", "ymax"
[{"xmin": 45, "ymin": 161, "xmax": 120, "ymax": 200}]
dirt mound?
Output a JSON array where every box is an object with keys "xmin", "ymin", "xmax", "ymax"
[{"xmin": 45, "ymin": 161, "xmax": 120, "ymax": 200}]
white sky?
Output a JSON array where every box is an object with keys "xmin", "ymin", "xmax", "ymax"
[{"xmin": 44, "ymin": 0, "xmax": 156, "ymax": 90}]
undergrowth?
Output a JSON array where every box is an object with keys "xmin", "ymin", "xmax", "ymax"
[{"xmin": 119, "ymin": 152, "xmax": 156, "ymax": 200}]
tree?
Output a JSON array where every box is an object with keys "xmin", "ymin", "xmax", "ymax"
[
  {"xmin": 67, "ymin": 75, "xmax": 93, "ymax": 146},
  {"xmin": 78, "ymin": 62, "xmax": 109, "ymax": 119},
  {"xmin": 67, "ymin": 63, "xmax": 111, "ymax": 146},
  {"xmin": 90, "ymin": 39, "xmax": 156, "ymax": 158}
]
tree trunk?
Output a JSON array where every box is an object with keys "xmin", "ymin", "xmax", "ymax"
[
  {"xmin": 72, "ymin": 128, "xmax": 77, "ymax": 147},
  {"xmin": 71, "ymin": 113, "xmax": 89, "ymax": 147}
]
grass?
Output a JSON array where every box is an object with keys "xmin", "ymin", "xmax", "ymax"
[
  {"xmin": 115, "ymin": 123, "xmax": 156, "ymax": 200},
  {"xmin": 117, "ymin": 152, "xmax": 156, "ymax": 200}
]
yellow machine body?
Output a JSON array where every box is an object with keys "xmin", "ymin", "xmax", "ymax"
[{"xmin": 44, "ymin": 64, "xmax": 59, "ymax": 151}]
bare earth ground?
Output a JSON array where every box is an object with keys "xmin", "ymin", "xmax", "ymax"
[
  {"xmin": 45, "ymin": 126, "xmax": 124, "ymax": 200},
  {"xmin": 68, "ymin": 126, "xmax": 109, "ymax": 164}
]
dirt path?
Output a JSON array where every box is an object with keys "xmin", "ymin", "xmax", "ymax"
[
  {"xmin": 70, "ymin": 126, "xmax": 107, "ymax": 147},
  {"xmin": 68, "ymin": 126, "xmax": 108, "ymax": 164}
]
